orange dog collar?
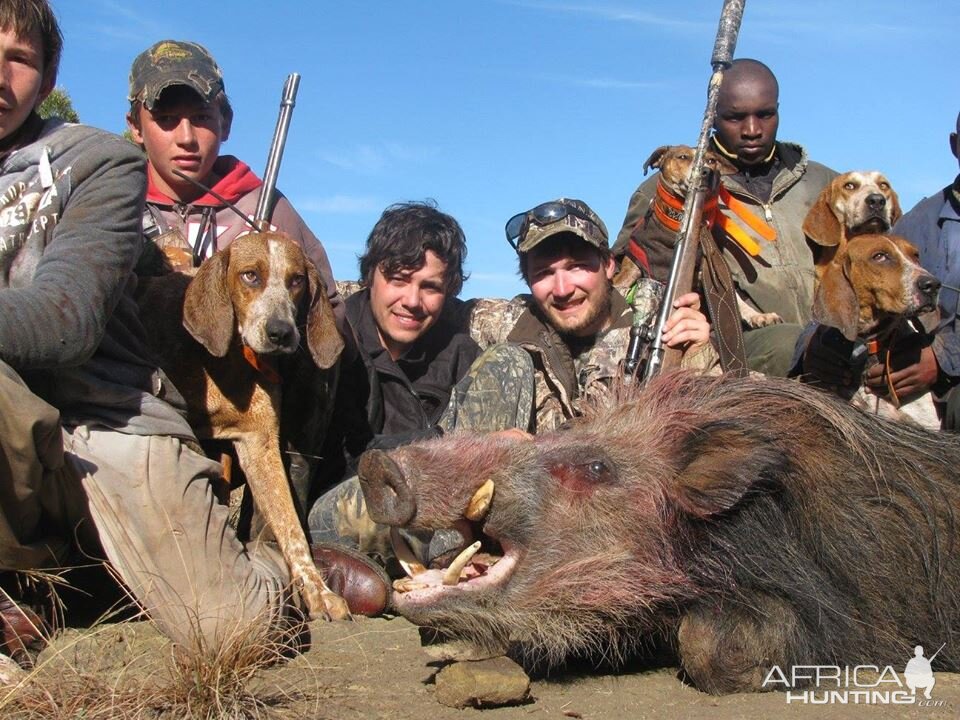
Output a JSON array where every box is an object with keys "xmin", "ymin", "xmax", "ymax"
[{"xmin": 242, "ymin": 345, "xmax": 282, "ymax": 384}]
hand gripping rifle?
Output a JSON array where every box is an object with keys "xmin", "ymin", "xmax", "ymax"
[
  {"xmin": 624, "ymin": 0, "xmax": 749, "ymax": 383},
  {"xmin": 253, "ymin": 72, "xmax": 301, "ymax": 230}
]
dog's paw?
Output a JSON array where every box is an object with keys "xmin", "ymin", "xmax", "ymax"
[
  {"xmin": 746, "ymin": 312, "xmax": 783, "ymax": 329},
  {"xmin": 297, "ymin": 566, "xmax": 353, "ymax": 621},
  {"xmin": 318, "ymin": 590, "xmax": 352, "ymax": 621}
]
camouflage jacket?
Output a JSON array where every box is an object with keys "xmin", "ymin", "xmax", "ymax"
[{"xmin": 469, "ymin": 285, "xmax": 718, "ymax": 433}]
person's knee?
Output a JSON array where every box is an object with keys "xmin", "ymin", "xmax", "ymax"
[{"xmin": 743, "ymin": 324, "xmax": 804, "ymax": 377}]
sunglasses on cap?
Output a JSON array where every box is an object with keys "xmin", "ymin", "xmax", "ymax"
[{"xmin": 504, "ymin": 201, "xmax": 596, "ymax": 251}]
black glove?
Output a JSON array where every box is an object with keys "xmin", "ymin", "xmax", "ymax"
[{"xmin": 800, "ymin": 325, "xmax": 868, "ymax": 399}]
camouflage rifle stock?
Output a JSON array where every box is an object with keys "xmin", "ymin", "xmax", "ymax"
[{"xmin": 626, "ymin": 0, "xmax": 747, "ymax": 383}]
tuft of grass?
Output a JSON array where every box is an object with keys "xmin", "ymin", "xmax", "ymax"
[{"xmin": 0, "ymin": 571, "xmax": 321, "ymax": 720}]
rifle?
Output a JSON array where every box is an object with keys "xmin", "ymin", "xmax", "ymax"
[
  {"xmin": 253, "ymin": 72, "xmax": 301, "ymax": 230},
  {"xmin": 624, "ymin": 0, "xmax": 747, "ymax": 383}
]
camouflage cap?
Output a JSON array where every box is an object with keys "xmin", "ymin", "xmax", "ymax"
[
  {"xmin": 516, "ymin": 198, "xmax": 609, "ymax": 254},
  {"xmin": 128, "ymin": 40, "xmax": 224, "ymax": 110}
]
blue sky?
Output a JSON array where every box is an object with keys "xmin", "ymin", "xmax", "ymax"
[{"xmin": 52, "ymin": 0, "xmax": 958, "ymax": 299}]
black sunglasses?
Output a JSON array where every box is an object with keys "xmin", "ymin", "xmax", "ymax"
[{"xmin": 504, "ymin": 201, "xmax": 595, "ymax": 251}]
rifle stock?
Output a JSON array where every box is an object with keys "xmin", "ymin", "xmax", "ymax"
[{"xmin": 659, "ymin": 185, "xmax": 711, "ymax": 373}]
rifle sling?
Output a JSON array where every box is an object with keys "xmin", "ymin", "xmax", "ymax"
[{"xmin": 699, "ymin": 225, "xmax": 749, "ymax": 377}]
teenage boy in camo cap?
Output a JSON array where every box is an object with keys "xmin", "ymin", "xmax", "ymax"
[{"xmin": 126, "ymin": 39, "xmax": 353, "ymax": 532}]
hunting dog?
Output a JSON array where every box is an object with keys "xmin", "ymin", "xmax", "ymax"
[
  {"xmin": 136, "ymin": 231, "xmax": 349, "ymax": 620},
  {"xmin": 812, "ymin": 232, "xmax": 941, "ymax": 427},
  {"xmin": 614, "ymin": 144, "xmax": 781, "ymax": 329},
  {"xmin": 804, "ymin": 170, "xmax": 903, "ymax": 282}
]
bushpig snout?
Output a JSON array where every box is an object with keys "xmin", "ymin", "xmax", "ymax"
[{"xmin": 358, "ymin": 449, "xmax": 416, "ymax": 525}]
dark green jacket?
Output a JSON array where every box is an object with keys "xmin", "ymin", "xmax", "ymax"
[{"xmin": 615, "ymin": 141, "xmax": 837, "ymax": 325}]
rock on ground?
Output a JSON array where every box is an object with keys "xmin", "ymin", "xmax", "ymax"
[{"xmin": 434, "ymin": 655, "xmax": 531, "ymax": 708}]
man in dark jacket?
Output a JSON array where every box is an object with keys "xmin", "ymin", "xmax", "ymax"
[
  {"xmin": 308, "ymin": 202, "xmax": 531, "ymax": 568},
  {"xmin": 615, "ymin": 59, "xmax": 837, "ymax": 376}
]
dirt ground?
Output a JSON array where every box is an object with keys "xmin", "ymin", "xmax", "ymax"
[{"xmin": 11, "ymin": 613, "xmax": 960, "ymax": 720}]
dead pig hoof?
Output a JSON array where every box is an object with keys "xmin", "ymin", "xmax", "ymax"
[{"xmin": 434, "ymin": 656, "xmax": 531, "ymax": 708}]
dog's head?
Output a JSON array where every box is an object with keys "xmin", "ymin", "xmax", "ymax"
[
  {"xmin": 805, "ymin": 171, "xmax": 903, "ymax": 279},
  {"xmin": 643, "ymin": 144, "xmax": 737, "ymax": 197},
  {"xmin": 183, "ymin": 231, "xmax": 343, "ymax": 369},
  {"xmin": 812, "ymin": 233, "xmax": 940, "ymax": 341}
]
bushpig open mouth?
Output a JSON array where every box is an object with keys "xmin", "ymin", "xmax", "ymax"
[{"xmin": 388, "ymin": 480, "xmax": 525, "ymax": 610}]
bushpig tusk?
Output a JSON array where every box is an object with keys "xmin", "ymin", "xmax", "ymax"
[
  {"xmin": 442, "ymin": 541, "xmax": 482, "ymax": 586},
  {"xmin": 464, "ymin": 479, "xmax": 495, "ymax": 521},
  {"xmin": 393, "ymin": 578, "xmax": 430, "ymax": 593},
  {"xmin": 390, "ymin": 527, "xmax": 427, "ymax": 578}
]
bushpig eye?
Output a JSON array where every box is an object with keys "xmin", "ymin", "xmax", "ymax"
[
  {"xmin": 582, "ymin": 459, "xmax": 615, "ymax": 484},
  {"xmin": 545, "ymin": 454, "xmax": 616, "ymax": 494}
]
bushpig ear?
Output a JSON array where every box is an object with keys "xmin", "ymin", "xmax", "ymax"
[
  {"xmin": 183, "ymin": 250, "xmax": 234, "ymax": 357},
  {"xmin": 643, "ymin": 146, "xmax": 671, "ymax": 175},
  {"xmin": 812, "ymin": 255, "xmax": 860, "ymax": 342},
  {"xmin": 670, "ymin": 424, "xmax": 783, "ymax": 519},
  {"xmin": 304, "ymin": 260, "xmax": 343, "ymax": 369}
]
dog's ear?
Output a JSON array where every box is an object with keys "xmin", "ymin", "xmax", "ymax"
[
  {"xmin": 715, "ymin": 154, "xmax": 738, "ymax": 176},
  {"xmin": 668, "ymin": 422, "xmax": 785, "ymax": 519},
  {"xmin": 304, "ymin": 261, "xmax": 344, "ymax": 369},
  {"xmin": 183, "ymin": 251, "xmax": 235, "ymax": 357},
  {"xmin": 803, "ymin": 184, "xmax": 843, "ymax": 250},
  {"xmin": 812, "ymin": 254, "xmax": 860, "ymax": 342},
  {"xmin": 888, "ymin": 186, "xmax": 903, "ymax": 226},
  {"xmin": 643, "ymin": 146, "xmax": 671, "ymax": 175}
]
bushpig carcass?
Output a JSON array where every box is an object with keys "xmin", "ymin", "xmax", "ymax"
[{"xmin": 357, "ymin": 372, "xmax": 960, "ymax": 694}]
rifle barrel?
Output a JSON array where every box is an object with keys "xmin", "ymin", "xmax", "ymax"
[
  {"xmin": 640, "ymin": 0, "xmax": 745, "ymax": 382},
  {"xmin": 253, "ymin": 72, "xmax": 301, "ymax": 228}
]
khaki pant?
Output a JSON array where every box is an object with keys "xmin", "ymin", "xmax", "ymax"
[
  {"xmin": 743, "ymin": 322, "xmax": 805, "ymax": 378},
  {"xmin": 0, "ymin": 360, "xmax": 298, "ymax": 653}
]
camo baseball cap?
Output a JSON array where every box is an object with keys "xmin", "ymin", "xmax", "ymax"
[
  {"xmin": 512, "ymin": 198, "xmax": 609, "ymax": 254},
  {"xmin": 128, "ymin": 40, "xmax": 224, "ymax": 110}
]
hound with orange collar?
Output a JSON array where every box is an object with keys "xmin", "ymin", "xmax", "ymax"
[
  {"xmin": 136, "ymin": 231, "xmax": 352, "ymax": 620},
  {"xmin": 812, "ymin": 232, "xmax": 941, "ymax": 428}
]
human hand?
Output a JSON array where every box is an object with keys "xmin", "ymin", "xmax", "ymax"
[
  {"xmin": 864, "ymin": 342, "xmax": 939, "ymax": 404},
  {"xmin": 489, "ymin": 427, "xmax": 533, "ymax": 442},
  {"xmin": 661, "ymin": 292, "xmax": 710, "ymax": 350}
]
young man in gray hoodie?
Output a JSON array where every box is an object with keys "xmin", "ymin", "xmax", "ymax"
[{"xmin": 0, "ymin": 0, "xmax": 376, "ymax": 668}]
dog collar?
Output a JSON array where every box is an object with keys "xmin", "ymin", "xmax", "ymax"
[
  {"xmin": 862, "ymin": 334, "xmax": 901, "ymax": 408},
  {"xmin": 242, "ymin": 345, "xmax": 282, "ymax": 384}
]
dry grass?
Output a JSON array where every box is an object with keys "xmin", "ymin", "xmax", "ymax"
[{"xmin": 0, "ymin": 572, "xmax": 323, "ymax": 720}]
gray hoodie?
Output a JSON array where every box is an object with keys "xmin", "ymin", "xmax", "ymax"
[{"xmin": 0, "ymin": 118, "xmax": 193, "ymax": 438}]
